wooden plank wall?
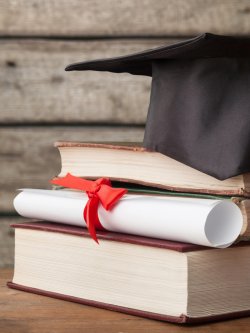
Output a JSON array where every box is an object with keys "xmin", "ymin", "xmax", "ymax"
[{"xmin": 1, "ymin": 0, "xmax": 250, "ymax": 266}]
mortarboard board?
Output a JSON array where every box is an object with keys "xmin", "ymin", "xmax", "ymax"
[{"xmin": 65, "ymin": 33, "xmax": 250, "ymax": 180}]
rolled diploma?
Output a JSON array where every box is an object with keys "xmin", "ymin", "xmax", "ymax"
[{"xmin": 13, "ymin": 189, "xmax": 243, "ymax": 248}]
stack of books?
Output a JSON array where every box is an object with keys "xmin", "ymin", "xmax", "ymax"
[{"xmin": 9, "ymin": 141, "xmax": 250, "ymax": 324}]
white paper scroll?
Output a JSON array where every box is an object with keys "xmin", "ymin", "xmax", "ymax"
[{"xmin": 13, "ymin": 189, "xmax": 243, "ymax": 248}]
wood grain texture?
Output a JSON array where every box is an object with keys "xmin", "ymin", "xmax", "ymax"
[
  {"xmin": 0, "ymin": 217, "xmax": 26, "ymax": 268},
  {"xmin": 1, "ymin": 1, "xmax": 250, "ymax": 36},
  {"xmin": 0, "ymin": 126, "xmax": 144, "ymax": 212},
  {"xmin": 1, "ymin": 268, "xmax": 250, "ymax": 333},
  {"xmin": 0, "ymin": 218, "xmax": 15, "ymax": 268},
  {"xmin": 0, "ymin": 39, "xmax": 177, "ymax": 124}
]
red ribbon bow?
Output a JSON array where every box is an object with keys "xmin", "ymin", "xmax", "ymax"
[{"xmin": 50, "ymin": 173, "xmax": 127, "ymax": 243}]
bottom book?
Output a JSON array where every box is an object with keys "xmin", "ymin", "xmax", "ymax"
[{"xmin": 8, "ymin": 221, "xmax": 250, "ymax": 324}]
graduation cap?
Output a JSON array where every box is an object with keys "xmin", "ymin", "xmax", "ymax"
[{"xmin": 65, "ymin": 33, "xmax": 250, "ymax": 180}]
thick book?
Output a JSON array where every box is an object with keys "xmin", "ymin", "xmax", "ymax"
[
  {"xmin": 55, "ymin": 141, "xmax": 250, "ymax": 197},
  {"xmin": 8, "ymin": 221, "xmax": 250, "ymax": 324}
]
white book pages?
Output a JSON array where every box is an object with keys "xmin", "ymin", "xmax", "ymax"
[{"xmin": 13, "ymin": 189, "xmax": 243, "ymax": 248}]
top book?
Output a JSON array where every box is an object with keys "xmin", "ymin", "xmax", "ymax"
[{"xmin": 54, "ymin": 142, "xmax": 250, "ymax": 197}]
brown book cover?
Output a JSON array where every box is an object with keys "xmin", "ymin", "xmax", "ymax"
[
  {"xmin": 8, "ymin": 221, "xmax": 250, "ymax": 324},
  {"xmin": 10, "ymin": 221, "xmax": 205, "ymax": 252},
  {"xmin": 7, "ymin": 281, "xmax": 250, "ymax": 324}
]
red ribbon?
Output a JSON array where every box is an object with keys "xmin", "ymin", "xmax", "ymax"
[{"xmin": 50, "ymin": 173, "xmax": 127, "ymax": 243}]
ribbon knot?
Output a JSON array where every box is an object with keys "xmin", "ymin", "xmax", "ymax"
[
  {"xmin": 87, "ymin": 191, "xmax": 96, "ymax": 199},
  {"xmin": 50, "ymin": 173, "xmax": 127, "ymax": 243}
]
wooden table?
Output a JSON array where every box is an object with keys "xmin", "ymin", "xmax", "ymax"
[{"xmin": 1, "ymin": 269, "xmax": 249, "ymax": 333}]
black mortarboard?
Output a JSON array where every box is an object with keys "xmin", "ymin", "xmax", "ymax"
[{"xmin": 65, "ymin": 33, "xmax": 250, "ymax": 180}]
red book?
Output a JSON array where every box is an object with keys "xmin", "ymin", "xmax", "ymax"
[{"xmin": 8, "ymin": 221, "xmax": 250, "ymax": 324}]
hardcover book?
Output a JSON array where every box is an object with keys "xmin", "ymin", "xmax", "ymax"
[
  {"xmin": 8, "ymin": 221, "xmax": 250, "ymax": 324},
  {"xmin": 55, "ymin": 141, "xmax": 250, "ymax": 196}
]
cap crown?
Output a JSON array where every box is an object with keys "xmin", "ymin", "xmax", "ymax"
[{"xmin": 66, "ymin": 33, "xmax": 250, "ymax": 179}]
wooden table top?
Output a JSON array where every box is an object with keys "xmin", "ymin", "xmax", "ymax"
[{"xmin": 1, "ymin": 268, "xmax": 249, "ymax": 333}]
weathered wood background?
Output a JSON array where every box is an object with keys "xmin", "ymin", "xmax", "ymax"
[{"xmin": 1, "ymin": 0, "xmax": 250, "ymax": 267}]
